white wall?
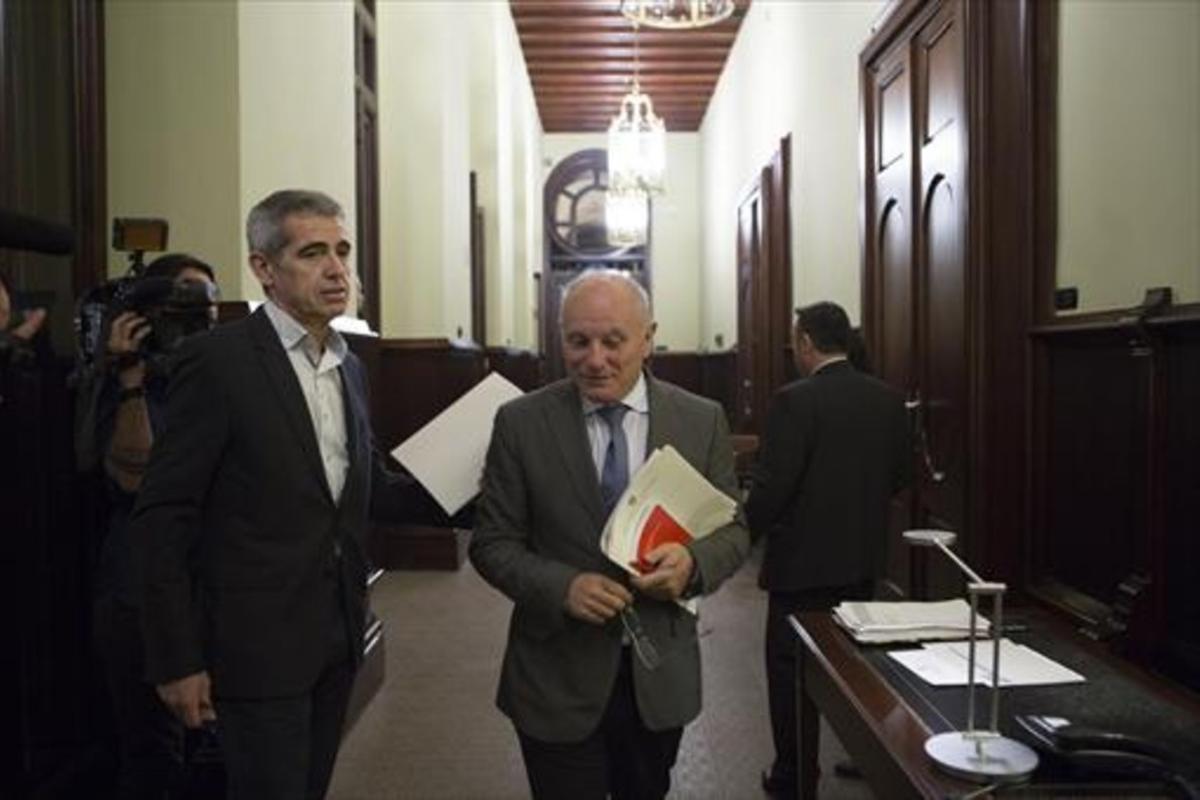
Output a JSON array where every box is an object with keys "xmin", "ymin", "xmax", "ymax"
[
  {"xmin": 107, "ymin": 0, "xmax": 358, "ymax": 304},
  {"xmin": 541, "ymin": 132, "xmax": 702, "ymax": 351},
  {"xmin": 700, "ymin": 0, "xmax": 881, "ymax": 346},
  {"xmin": 456, "ymin": 2, "xmax": 544, "ymax": 348},
  {"xmin": 105, "ymin": 0, "xmax": 242, "ymax": 288},
  {"xmin": 372, "ymin": 1, "xmax": 543, "ymax": 342},
  {"xmin": 1057, "ymin": 0, "xmax": 1200, "ymax": 312},
  {"xmin": 378, "ymin": 1, "xmax": 471, "ymax": 338},
  {"xmin": 237, "ymin": 0, "xmax": 357, "ymax": 306}
]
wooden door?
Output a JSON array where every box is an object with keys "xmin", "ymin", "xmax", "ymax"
[
  {"xmin": 863, "ymin": 0, "xmax": 969, "ymax": 598},
  {"xmin": 735, "ymin": 137, "xmax": 792, "ymax": 435},
  {"xmin": 735, "ymin": 176, "xmax": 766, "ymax": 433}
]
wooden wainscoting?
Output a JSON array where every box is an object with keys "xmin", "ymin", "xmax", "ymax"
[
  {"xmin": 1029, "ymin": 313, "xmax": 1200, "ymax": 692},
  {"xmin": 485, "ymin": 345, "xmax": 543, "ymax": 392},
  {"xmin": 649, "ymin": 350, "xmax": 738, "ymax": 425},
  {"xmin": 348, "ymin": 336, "xmax": 486, "ymax": 571},
  {"xmin": 347, "ymin": 340, "xmax": 742, "ymax": 572}
]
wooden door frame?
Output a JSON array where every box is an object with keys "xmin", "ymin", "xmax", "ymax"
[
  {"xmin": 353, "ymin": 0, "xmax": 380, "ymax": 331},
  {"xmin": 469, "ymin": 171, "xmax": 486, "ymax": 346},
  {"xmin": 734, "ymin": 135, "xmax": 792, "ymax": 434}
]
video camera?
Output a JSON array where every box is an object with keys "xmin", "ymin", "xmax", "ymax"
[{"xmin": 75, "ymin": 218, "xmax": 217, "ymax": 373}]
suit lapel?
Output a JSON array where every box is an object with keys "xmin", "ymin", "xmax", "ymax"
[
  {"xmin": 247, "ymin": 308, "xmax": 333, "ymax": 504},
  {"xmin": 543, "ymin": 381, "xmax": 606, "ymax": 526},
  {"xmin": 338, "ymin": 358, "xmax": 368, "ymax": 508},
  {"xmin": 646, "ymin": 373, "xmax": 679, "ymax": 453}
]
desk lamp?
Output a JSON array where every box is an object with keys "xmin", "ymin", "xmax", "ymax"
[{"xmin": 904, "ymin": 529, "xmax": 1039, "ymax": 783}]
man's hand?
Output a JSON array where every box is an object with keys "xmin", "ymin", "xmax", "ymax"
[
  {"xmin": 11, "ymin": 308, "xmax": 47, "ymax": 340},
  {"xmin": 631, "ymin": 543, "xmax": 695, "ymax": 601},
  {"xmin": 564, "ymin": 572, "xmax": 633, "ymax": 625},
  {"xmin": 107, "ymin": 311, "xmax": 150, "ymax": 386},
  {"xmin": 156, "ymin": 671, "xmax": 217, "ymax": 729}
]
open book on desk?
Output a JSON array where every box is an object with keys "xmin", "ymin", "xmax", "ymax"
[
  {"xmin": 833, "ymin": 599, "xmax": 991, "ymax": 644},
  {"xmin": 599, "ymin": 445, "xmax": 738, "ymax": 609}
]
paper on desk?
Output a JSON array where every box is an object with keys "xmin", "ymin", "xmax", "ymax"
[
  {"xmin": 390, "ymin": 372, "xmax": 523, "ymax": 515},
  {"xmin": 600, "ymin": 445, "xmax": 738, "ymax": 612},
  {"xmin": 887, "ymin": 638, "xmax": 1086, "ymax": 687},
  {"xmin": 833, "ymin": 599, "xmax": 990, "ymax": 643}
]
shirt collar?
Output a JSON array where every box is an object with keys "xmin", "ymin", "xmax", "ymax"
[
  {"xmin": 263, "ymin": 300, "xmax": 348, "ymax": 366},
  {"xmin": 811, "ymin": 355, "xmax": 849, "ymax": 375},
  {"xmin": 581, "ymin": 371, "xmax": 649, "ymax": 416}
]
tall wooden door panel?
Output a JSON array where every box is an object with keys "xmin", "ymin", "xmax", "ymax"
[
  {"xmin": 864, "ymin": 0, "xmax": 969, "ymax": 598},
  {"xmin": 915, "ymin": 1, "xmax": 968, "ymax": 538},
  {"xmin": 867, "ymin": 40, "xmax": 917, "ymax": 594}
]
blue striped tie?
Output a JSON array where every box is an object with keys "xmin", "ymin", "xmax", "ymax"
[{"xmin": 597, "ymin": 404, "xmax": 630, "ymax": 516}]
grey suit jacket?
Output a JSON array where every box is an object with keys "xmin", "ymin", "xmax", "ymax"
[{"xmin": 470, "ymin": 373, "xmax": 750, "ymax": 742}]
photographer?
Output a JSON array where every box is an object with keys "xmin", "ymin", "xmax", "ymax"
[{"xmin": 92, "ymin": 253, "xmax": 218, "ymax": 799}]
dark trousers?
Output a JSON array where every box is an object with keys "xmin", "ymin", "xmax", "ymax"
[
  {"xmin": 94, "ymin": 594, "xmax": 186, "ymax": 799},
  {"xmin": 214, "ymin": 596, "xmax": 354, "ymax": 800},
  {"xmin": 517, "ymin": 650, "xmax": 684, "ymax": 800},
  {"xmin": 764, "ymin": 582, "xmax": 873, "ymax": 789}
]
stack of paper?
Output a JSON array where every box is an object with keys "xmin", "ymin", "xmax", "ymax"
[
  {"xmin": 833, "ymin": 600, "xmax": 991, "ymax": 644},
  {"xmin": 600, "ymin": 445, "xmax": 738, "ymax": 577},
  {"xmin": 888, "ymin": 638, "xmax": 1086, "ymax": 687}
]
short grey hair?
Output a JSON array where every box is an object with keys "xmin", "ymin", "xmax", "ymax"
[
  {"xmin": 558, "ymin": 268, "xmax": 652, "ymax": 327},
  {"xmin": 246, "ymin": 189, "xmax": 343, "ymax": 260}
]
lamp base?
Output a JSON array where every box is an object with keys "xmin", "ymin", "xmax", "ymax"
[{"xmin": 924, "ymin": 732, "xmax": 1038, "ymax": 784}]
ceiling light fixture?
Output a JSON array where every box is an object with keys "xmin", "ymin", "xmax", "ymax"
[
  {"xmin": 607, "ymin": 20, "xmax": 665, "ymax": 196},
  {"xmin": 619, "ymin": 0, "xmax": 736, "ymax": 30}
]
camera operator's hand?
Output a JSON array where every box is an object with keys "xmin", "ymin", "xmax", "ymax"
[
  {"xmin": 156, "ymin": 671, "xmax": 217, "ymax": 729},
  {"xmin": 10, "ymin": 308, "xmax": 47, "ymax": 341},
  {"xmin": 107, "ymin": 311, "xmax": 150, "ymax": 387}
]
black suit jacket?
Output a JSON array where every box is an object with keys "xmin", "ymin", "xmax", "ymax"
[
  {"xmin": 746, "ymin": 360, "xmax": 910, "ymax": 592},
  {"xmin": 130, "ymin": 307, "xmax": 439, "ymax": 698}
]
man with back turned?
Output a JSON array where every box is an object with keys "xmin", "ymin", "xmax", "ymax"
[{"xmin": 747, "ymin": 301, "xmax": 910, "ymax": 798}]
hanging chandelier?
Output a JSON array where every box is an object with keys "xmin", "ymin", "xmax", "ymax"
[
  {"xmin": 619, "ymin": 0, "xmax": 735, "ymax": 30},
  {"xmin": 607, "ymin": 81, "xmax": 666, "ymax": 195},
  {"xmin": 606, "ymin": 185, "xmax": 649, "ymax": 247},
  {"xmin": 607, "ymin": 17, "xmax": 665, "ymax": 196}
]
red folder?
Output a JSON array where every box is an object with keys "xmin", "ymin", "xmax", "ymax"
[{"xmin": 635, "ymin": 505, "xmax": 694, "ymax": 573}]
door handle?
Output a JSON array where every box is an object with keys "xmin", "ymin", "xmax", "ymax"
[{"xmin": 907, "ymin": 392, "xmax": 946, "ymax": 484}]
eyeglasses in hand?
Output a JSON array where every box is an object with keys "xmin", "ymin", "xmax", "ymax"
[{"xmin": 619, "ymin": 606, "xmax": 661, "ymax": 671}]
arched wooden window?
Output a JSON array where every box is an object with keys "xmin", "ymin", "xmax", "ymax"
[{"xmin": 541, "ymin": 148, "xmax": 651, "ymax": 378}]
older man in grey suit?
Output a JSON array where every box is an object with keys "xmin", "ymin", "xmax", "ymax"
[{"xmin": 471, "ymin": 269, "xmax": 750, "ymax": 800}]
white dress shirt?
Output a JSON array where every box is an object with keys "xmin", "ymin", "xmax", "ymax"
[
  {"xmin": 581, "ymin": 372, "xmax": 650, "ymax": 482},
  {"xmin": 263, "ymin": 301, "xmax": 350, "ymax": 502}
]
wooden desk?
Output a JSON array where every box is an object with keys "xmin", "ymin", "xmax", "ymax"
[
  {"xmin": 790, "ymin": 611, "xmax": 1200, "ymax": 799},
  {"xmin": 791, "ymin": 611, "xmax": 974, "ymax": 799}
]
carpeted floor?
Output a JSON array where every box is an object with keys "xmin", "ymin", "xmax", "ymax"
[{"xmin": 328, "ymin": 544, "xmax": 873, "ymax": 799}]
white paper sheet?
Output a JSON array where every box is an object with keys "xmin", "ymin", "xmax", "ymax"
[
  {"xmin": 390, "ymin": 372, "xmax": 524, "ymax": 515},
  {"xmin": 887, "ymin": 638, "xmax": 1087, "ymax": 687}
]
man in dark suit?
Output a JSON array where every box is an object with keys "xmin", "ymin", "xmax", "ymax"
[
  {"xmin": 130, "ymin": 189, "xmax": 444, "ymax": 800},
  {"xmin": 470, "ymin": 269, "xmax": 750, "ymax": 800},
  {"xmin": 746, "ymin": 301, "xmax": 910, "ymax": 798}
]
